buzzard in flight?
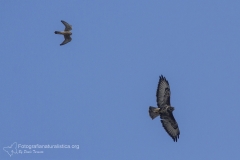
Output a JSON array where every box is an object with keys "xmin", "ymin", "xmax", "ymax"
[
  {"xmin": 149, "ymin": 75, "xmax": 180, "ymax": 142},
  {"xmin": 54, "ymin": 20, "xmax": 72, "ymax": 46}
]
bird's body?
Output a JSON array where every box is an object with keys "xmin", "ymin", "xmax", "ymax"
[
  {"xmin": 149, "ymin": 75, "xmax": 180, "ymax": 142},
  {"xmin": 54, "ymin": 20, "xmax": 72, "ymax": 46},
  {"xmin": 54, "ymin": 31, "xmax": 72, "ymax": 35}
]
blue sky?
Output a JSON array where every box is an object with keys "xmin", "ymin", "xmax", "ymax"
[{"xmin": 1, "ymin": 1, "xmax": 240, "ymax": 159}]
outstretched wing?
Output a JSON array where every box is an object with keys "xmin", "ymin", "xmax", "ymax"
[
  {"xmin": 60, "ymin": 35, "xmax": 72, "ymax": 46},
  {"xmin": 160, "ymin": 112, "xmax": 180, "ymax": 142},
  {"xmin": 156, "ymin": 75, "xmax": 171, "ymax": 108},
  {"xmin": 61, "ymin": 20, "xmax": 72, "ymax": 31}
]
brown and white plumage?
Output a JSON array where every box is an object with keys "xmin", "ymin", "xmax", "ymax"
[
  {"xmin": 149, "ymin": 75, "xmax": 180, "ymax": 142},
  {"xmin": 54, "ymin": 20, "xmax": 72, "ymax": 46}
]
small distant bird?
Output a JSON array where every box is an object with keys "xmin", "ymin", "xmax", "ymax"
[
  {"xmin": 54, "ymin": 20, "xmax": 72, "ymax": 46},
  {"xmin": 149, "ymin": 75, "xmax": 180, "ymax": 142}
]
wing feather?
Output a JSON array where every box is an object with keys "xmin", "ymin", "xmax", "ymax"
[
  {"xmin": 160, "ymin": 112, "xmax": 180, "ymax": 142},
  {"xmin": 60, "ymin": 35, "xmax": 72, "ymax": 46},
  {"xmin": 156, "ymin": 75, "xmax": 171, "ymax": 108},
  {"xmin": 61, "ymin": 20, "xmax": 72, "ymax": 31}
]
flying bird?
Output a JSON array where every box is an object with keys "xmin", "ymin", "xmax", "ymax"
[
  {"xmin": 54, "ymin": 20, "xmax": 72, "ymax": 46},
  {"xmin": 149, "ymin": 75, "xmax": 180, "ymax": 142}
]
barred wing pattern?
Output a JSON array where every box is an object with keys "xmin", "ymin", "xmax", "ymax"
[
  {"xmin": 160, "ymin": 112, "xmax": 180, "ymax": 142},
  {"xmin": 156, "ymin": 75, "xmax": 171, "ymax": 108}
]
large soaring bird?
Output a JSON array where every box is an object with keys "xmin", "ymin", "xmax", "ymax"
[
  {"xmin": 149, "ymin": 75, "xmax": 180, "ymax": 142},
  {"xmin": 54, "ymin": 20, "xmax": 72, "ymax": 46}
]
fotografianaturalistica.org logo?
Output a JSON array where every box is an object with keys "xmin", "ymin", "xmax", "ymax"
[
  {"xmin": 3, "ymin": 142, "xmax": 18, "ymax": 157},
  {"xmin": 3, "ymin": 142, "xmax": 80, "ymax": 157}
]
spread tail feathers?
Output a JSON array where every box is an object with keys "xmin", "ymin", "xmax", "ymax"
[{"xmin": 149, "ymin": 106, "xmax": 160, "ymax": 119}]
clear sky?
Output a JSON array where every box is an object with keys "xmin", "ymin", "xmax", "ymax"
[{"xmin": 1, "ymin": 1, "xmax": 240, "ymax": 160}]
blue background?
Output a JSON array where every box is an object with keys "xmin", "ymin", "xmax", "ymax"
[{"xmin": 1, "ymin": 1, "xmax": 240, "ymax": 159}]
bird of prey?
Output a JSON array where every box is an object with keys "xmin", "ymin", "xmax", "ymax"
[
  {"xmin": 149, "ymin": 75, "xmax": 180, "ymax": 142},
  {"xmin": 54, "ymin": 20, "xmax": 72, "ymax": 46}
]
